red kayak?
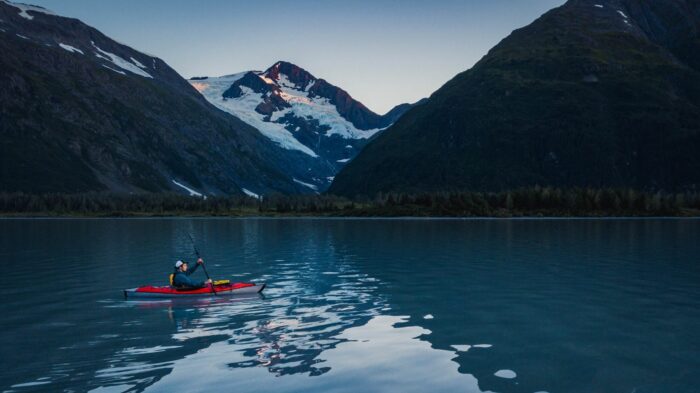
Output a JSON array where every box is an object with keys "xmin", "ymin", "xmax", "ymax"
[{"xmin": 124, "ymin": 282, "xmax": 265, "ymax": 298}]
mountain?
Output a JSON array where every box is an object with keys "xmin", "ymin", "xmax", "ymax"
[
  {"xmin": 329, "ymin": 0, "xmax": 700, "ymax": 197},
  {"xmin": 189, "ymin": 61, "xmax": 420, "ymax": 188},
  {"xmin": 0, "ymin": 0, "xmax": 330, "ymax": 196}
]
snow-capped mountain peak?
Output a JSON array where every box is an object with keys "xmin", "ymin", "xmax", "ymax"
[
  {"xmin": 263, "ymin": 61, "xmax": 317, "ymax": 91},
  {"xmin": 191, "ymin": 62, "xmax": 392, "ymax": 157},
  {"xmin": 189, "ymin": 61, "xmax": 422, "ymax": 191}
]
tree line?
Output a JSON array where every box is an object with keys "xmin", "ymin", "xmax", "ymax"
[{"xmin": 0, "ymin": 187, "xmax": 699, "ymax": 217}]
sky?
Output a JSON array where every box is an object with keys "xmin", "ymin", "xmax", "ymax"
[{"xmin": 28, "ymin": 0, "xmax": 565, "ymax": 113}]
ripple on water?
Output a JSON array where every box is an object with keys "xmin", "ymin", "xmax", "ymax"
[
  {"xmin": 3, "ymin": 218, "xmax": 698, "ymax": 393},
  {"xmin": 120, "ymin": 345, "xmax": 182, "ymax": 355},
  {"xmin": 494, "ymin": 369, "xmax": 517, "ymax": 379}
]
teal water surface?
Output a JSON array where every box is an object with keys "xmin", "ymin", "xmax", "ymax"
[{"xmin": 1, "ymin": 218, "xmax": 699, "ymax": 393}]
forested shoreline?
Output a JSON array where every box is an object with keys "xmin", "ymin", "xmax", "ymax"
[{"xmin": 1, "ymin": 187, "xmax": 699, "ymax": 217}]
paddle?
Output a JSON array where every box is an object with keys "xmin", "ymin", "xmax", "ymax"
[{"xmin": 188, "ymin": 233, "xmax": 216, "ymax": 296}]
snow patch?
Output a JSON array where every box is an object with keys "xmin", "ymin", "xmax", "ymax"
[
  {"xmin": 259, "ymin": 75, "xmax": 276, "ymax": 85},
  {"xmin": 188, "ymin": 68, "xmax": 387, "ymax": 157},
  {"xmin": 130, "ymin": 57, "xmax": 146, "ymax": 69},
  {"xmin": 423, "ymin": 314, "xmax": 434, "ymax": 320},
  {"xmin": 15, "ymin": 33, "xmax": 28, "ymax": 39},
  {"xmin": 59, "ymin": 43, "xmax": 83, "ymax": 54},
  {"xmin": 337, "ymin": 158, "xmax": 351, "ymax": 163},
  {"xmin": 278, "ymin": 73, "xmax": 312, "ymax": 90},
  {"xmin": 293, "ymin": 178, "xmax": 318, "ymax": 191},
  {"xmin": 594, "ymin": 4, "xmax": 604, "ymax": 8},
  {"xmin": 617, "ymin": 9, "xmax": 631, "ymax": 25},
  {"xmin": 102, "ymin": 65, "xmax": 126, "ymax": 75},
  {"xmin": 473, "ymin": 344, "xmax": 492, "ymax": 348},
  {"xmin": 273, "ymin": 74, "xmax": 382, "ymax": 139},
  {"xmin": 172, "ymin": 180, "xmax": 203, "ymax": 197},
  {"xmin": 3, "ymin": 1, "xmax": 55, "ymax": 20},
  {"xmin": 241, "ymin": 188, "xmax": 260, "ymax": 199},
  {"xmin": 191, "ymin": 73, "xmax": 317, "ymax": 157},
  {"xmin": 93, "ymin": 43, "xmax": 153, "ymax": 78}
]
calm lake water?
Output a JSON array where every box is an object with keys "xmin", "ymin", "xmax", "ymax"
[{"xmin": 1, "ymin": 218, "xmax": 698, "ymax": 393}]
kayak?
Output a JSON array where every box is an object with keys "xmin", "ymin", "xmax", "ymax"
[{"xmin": 124, "ymin": 282, "xmax": 265, "ymax": 298}]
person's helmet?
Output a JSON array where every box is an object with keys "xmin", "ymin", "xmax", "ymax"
[{"xmin": 174, "ymin": 260, "xmax": 184, "ymax": 268}]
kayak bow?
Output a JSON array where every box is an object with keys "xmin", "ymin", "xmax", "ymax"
[{"xmin": 124, "ymin": 282, "xmax": 265, "ymax": 299}]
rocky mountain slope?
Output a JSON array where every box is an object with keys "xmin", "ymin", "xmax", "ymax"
[
  {"xmin": 189, "ymin": 61, "xmax": 421, "ymax": 182},
  {"xmin": 0, "ymin": 0, "xmax": 328, "ymax": 196},
  {"xmin": 330, "ymin": 0, "xmax": 700, "ymax": 197}
]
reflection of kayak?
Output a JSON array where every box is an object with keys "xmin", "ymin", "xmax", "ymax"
[{"xmin": 124, "ymin": 282, "xmax": 265, "ymax": 298}]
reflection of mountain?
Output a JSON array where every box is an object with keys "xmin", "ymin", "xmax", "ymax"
[
  {"xmin": 90, "ymin": 244, "xmax": 386, "ymax": 390},
  {"xmin": 90, "ymin": 283, "xmax": 376, "ymax": 389},
  {"xmin": 148, "ymin": 314, "xmax": 488, "ymax": 393},
  {"xmin": 85, "ymin": 219, "xmax": 494, "ymax": 393}
]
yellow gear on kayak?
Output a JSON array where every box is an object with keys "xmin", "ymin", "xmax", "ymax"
[{"xmin": 169, "ymin": 275, "xmax": 227, "ymax": 286}]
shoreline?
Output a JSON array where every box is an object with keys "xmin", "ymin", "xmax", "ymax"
[
  {"xmin": 2, "ymin": 212, "xmax": 699, "ymax": 219},
  {"xmin": 2, "ymin": 189, "xmax": 699, "ymax": 218}
]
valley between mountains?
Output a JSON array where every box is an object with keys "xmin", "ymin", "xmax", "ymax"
[{"xmin": 2, "ymin": 0, "xmax": 699, "ymax": 201}]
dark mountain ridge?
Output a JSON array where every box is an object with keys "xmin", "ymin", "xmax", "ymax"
[
  {"xmin": 330, "ymin": 0, "xmax": 700, "ymax": 197},
  {"xmin": 0, "ymin": 0, "xmax": 327, "ymax": 195}
]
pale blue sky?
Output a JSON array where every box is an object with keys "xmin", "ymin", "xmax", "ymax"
[{"xmin": 29, "ymin": 0, "xmax": 565, "ymax": 113}]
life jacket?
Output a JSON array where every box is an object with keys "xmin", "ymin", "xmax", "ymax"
[
  {"xmin": 170, "ymin": 266, "xmax": 229, "ymax": 287},
  {"xmin": 170, "ymin": 267, "xmax": 181, "ymax": 287}
]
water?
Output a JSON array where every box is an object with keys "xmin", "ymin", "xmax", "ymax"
[{"xmin": 1, "ymin": 218, "xmax": 698, "ymax": 393}]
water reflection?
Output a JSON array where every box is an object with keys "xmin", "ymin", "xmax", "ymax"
[
  {"xmin": 91, "ymin": 248, "xmax": 492, "ymax": 393},
  {"xmin": 90, "ymin": 258, "xmax": 389, "ymax": 391},
  {"xmin": 2, "ymin": 219, "xmax": 698, "ymax": 393}
]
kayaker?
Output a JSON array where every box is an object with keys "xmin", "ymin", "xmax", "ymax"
[{"xmin": 172, "ymin": 259, "xmax": 212, "ymax": 289}]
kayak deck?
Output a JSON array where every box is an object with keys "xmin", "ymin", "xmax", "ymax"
[{"xmin": 124, "ymin": 282, "xmax": 265, "ymax": 298}]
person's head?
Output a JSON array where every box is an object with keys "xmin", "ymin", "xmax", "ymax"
[{"xmin": 174, "ymin": 260, "xmax": 188, "ymax": 272}]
